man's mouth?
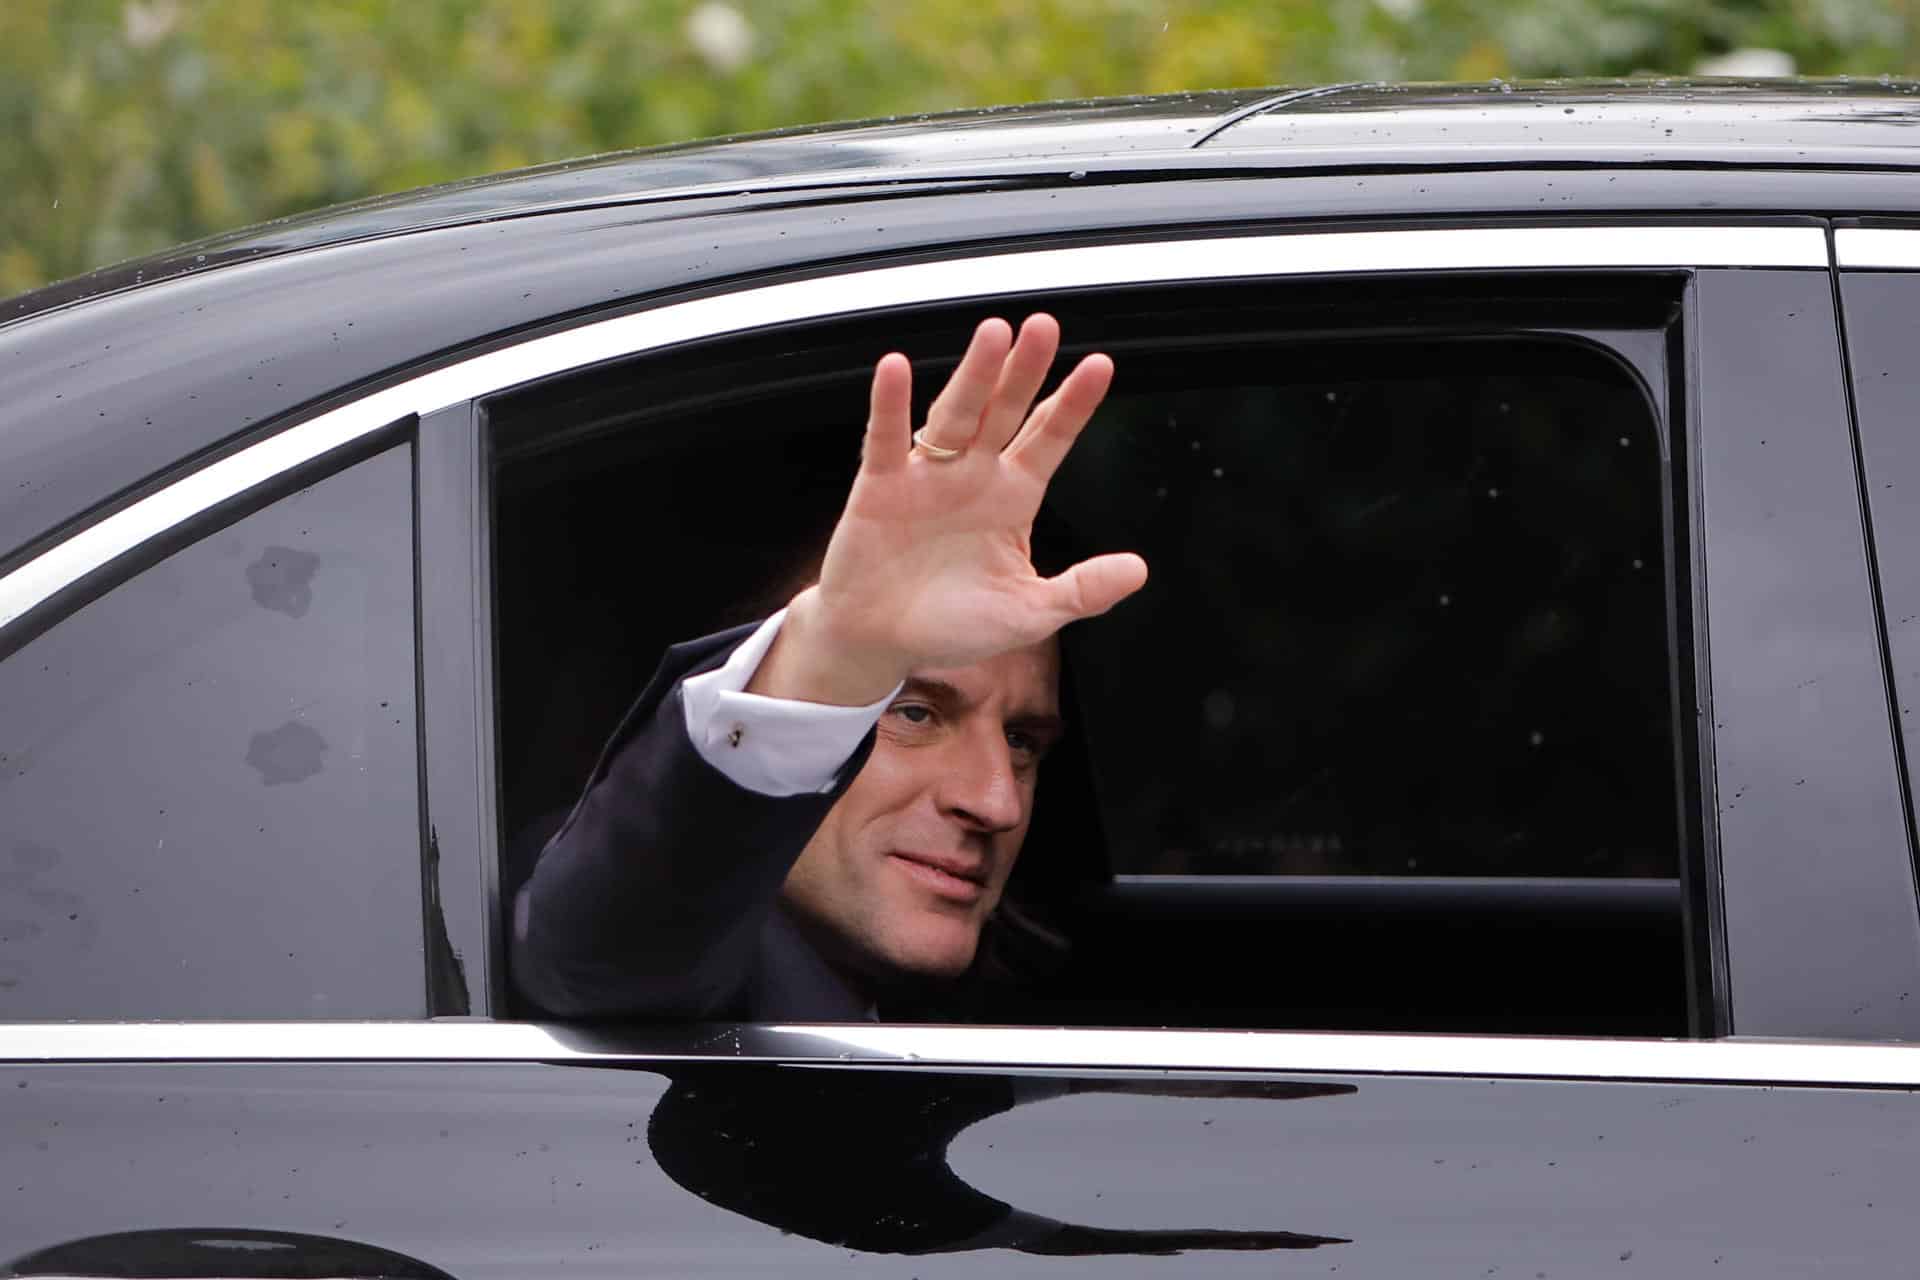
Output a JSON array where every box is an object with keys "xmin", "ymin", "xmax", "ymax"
[{"xmin": 887, "ymin": 852, "xmax": 987, "ymax": 903}]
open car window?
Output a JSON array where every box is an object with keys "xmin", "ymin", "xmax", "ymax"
[{"xmin": 488, "ymin": 275, "xmax": 1691, "ymax": 1035}]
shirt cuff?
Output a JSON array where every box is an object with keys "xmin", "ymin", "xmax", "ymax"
[{"xmin": 680, "ymin": 609, "xmax": 901, "ymax": 797}]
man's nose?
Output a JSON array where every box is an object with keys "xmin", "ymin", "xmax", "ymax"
[{"xmin": 936, "ymin": 726, "xmax": 1024, "ymax": 834}]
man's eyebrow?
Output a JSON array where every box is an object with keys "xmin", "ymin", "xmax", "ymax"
[{"xmin": 899, "ymin": 676, "xmax": 966, "ymax": 706}]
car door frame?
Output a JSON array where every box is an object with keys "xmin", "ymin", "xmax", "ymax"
[{"xmin": 396, "ymin": 216, "xmax": 1893, "ymax": 1042}]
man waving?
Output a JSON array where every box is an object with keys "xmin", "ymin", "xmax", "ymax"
[{"xmin": 512, "ymin": 313, "xmax": 1147, "ymax": 1021}]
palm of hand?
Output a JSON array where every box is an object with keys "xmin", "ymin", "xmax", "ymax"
[
  {"xmin": 771, "ymin": 313, "xmax": 1146, "ymax": 701},
  {"xmin": 820, "ymin": 449, "xmax": 1059, "ymax": 673}
]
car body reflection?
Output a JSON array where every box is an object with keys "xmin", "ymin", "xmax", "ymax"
[{"xmin": 647, "ymin": 1064, "xmax": 1355, "ymax": 1255}]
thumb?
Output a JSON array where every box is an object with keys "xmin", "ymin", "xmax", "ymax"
[{"xmin": 1041, "ymin": 552, "xmax": 1149, "ymax": 625}]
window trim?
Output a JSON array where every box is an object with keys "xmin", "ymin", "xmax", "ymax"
[
  {"xmin": 1836, "ymin": 227, "xmax": 1920, "ymax": 269},
  {"xmin": 416, "ymin": 400, "xmax": 498, "ymax": 1016},
  {"xmin": 0, "ymin": 223, "xmax": 1826, "ymax": 639},
  {"xmin": 0, "ymin": 1021, "xmax": 1914, "ymax": 1088}
]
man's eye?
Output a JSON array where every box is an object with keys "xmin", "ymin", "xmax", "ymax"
[
  {"xmin": 892, "ymin": 703, "xmax": 933, "ymax": 725},
  {"xmin": 1006, "ymin": 730, "xmax": 1039, "ymax": 757}
]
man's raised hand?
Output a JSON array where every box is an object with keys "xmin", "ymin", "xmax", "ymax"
[{"xmin": 748, "ymin": 314, "xmax": 1148, "ymax": 707}]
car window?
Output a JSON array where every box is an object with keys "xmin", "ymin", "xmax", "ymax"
[
  {"xmin": 486, "ymin": 278, "xmax": 1690, "ymax": 1034},
  {"xmin": 0, "ymin": 446, "xmax": 424, "ymax": 1019}
]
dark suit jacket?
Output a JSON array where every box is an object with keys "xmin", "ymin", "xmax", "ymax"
[{"xmin": 511, "ymin": 624, "xmax": 879, "ymax": 1021}]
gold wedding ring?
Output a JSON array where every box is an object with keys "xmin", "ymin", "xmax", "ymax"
[{"xmin": 911, "ymin": 427, "xmax": 964, "ymax": 461}]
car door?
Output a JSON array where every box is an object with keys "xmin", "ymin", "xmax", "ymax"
[{"xmin": 6, "ymin": 213, "xmax": 1919, "ymax": 1279}]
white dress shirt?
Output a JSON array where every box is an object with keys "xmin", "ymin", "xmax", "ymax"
[{"xmin": 680, "ymin": 609, "xmax": 900, "ymax": 797}]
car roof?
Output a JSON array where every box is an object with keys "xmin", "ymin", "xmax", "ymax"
[
  {"xmin": 1215, "ymin": 78, "xmax": 1920, "ymax": 167},
  {"xmin": 10, "ymin": 78, "xmax": 1920, "ymax": 326},
  {"xmin": 6, "ymin": 78, "xmax": 1920, "ymax": 577}
]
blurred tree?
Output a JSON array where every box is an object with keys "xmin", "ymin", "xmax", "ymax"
[{"xmin": 2, "ymin": 0, "xmax": 1913, "ymax": 295}]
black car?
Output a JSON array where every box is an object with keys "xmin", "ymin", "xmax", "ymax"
[{"xmin": 6, "ymin": 79, "xmax": 1920, "ymax": 1277}]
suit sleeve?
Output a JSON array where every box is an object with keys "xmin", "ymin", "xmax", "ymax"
[{"xmin": 511, "ymin": 623, "xmax": 875, "ymax": 1019}]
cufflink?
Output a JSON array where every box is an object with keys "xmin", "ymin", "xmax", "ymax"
[{"xmin": 726, "ymin": 723, "xmax": 744, "ymax": 748}]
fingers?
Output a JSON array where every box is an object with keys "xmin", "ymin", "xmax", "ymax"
[
  {"xmin": 1004, "ymin": 351, "xmax": 1113, "ymax": 481},
  {"xmin": 919, "ymin": 317, "xmax": 1012, "ymax": 453},
  {"xmin": 861, "ymin": 352, "xmax": 913, "ymax": 475},
  {"xmin": 974, "ymin": 313, "xmax": 1060, "ymax": 454},
  {"xmin": 1039, "ymin": 551, "xmax": 1148, "ymax": 626}
]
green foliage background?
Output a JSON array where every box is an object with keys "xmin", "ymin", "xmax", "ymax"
[{"xmin": 5, "ymin": 0, "xmax": 1915, "ymax": 295}]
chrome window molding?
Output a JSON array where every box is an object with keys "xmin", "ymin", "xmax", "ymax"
[
  {"xmin": 0, "ymin": 223, "xmax": 1827, "ymax": 635},
  {"xmin": 1836, "ymin": 226, "xmax": 1920, "ymax": 269},
  {"xmin": 0, "ymin": 1021, "xmax": 1915, "ymax": 1087}
]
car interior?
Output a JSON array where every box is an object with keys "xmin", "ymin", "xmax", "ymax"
[{"xmin": 487, "ymin": 274, "xmax": 1694, "ymax": 1037}]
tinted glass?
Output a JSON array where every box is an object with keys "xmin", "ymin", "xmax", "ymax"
[
  {"xmin": 0, "ymin": 447, "xmax": 424, "ymax": 1019},
  {"xmin": 1051, "ymin": 339, "xmax": 1675, "ymax": 878}
]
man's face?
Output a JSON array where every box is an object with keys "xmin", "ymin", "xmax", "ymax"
[{"xmin": 780, "ymin": 637, "xmax": 1062, "ymax": 984}]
